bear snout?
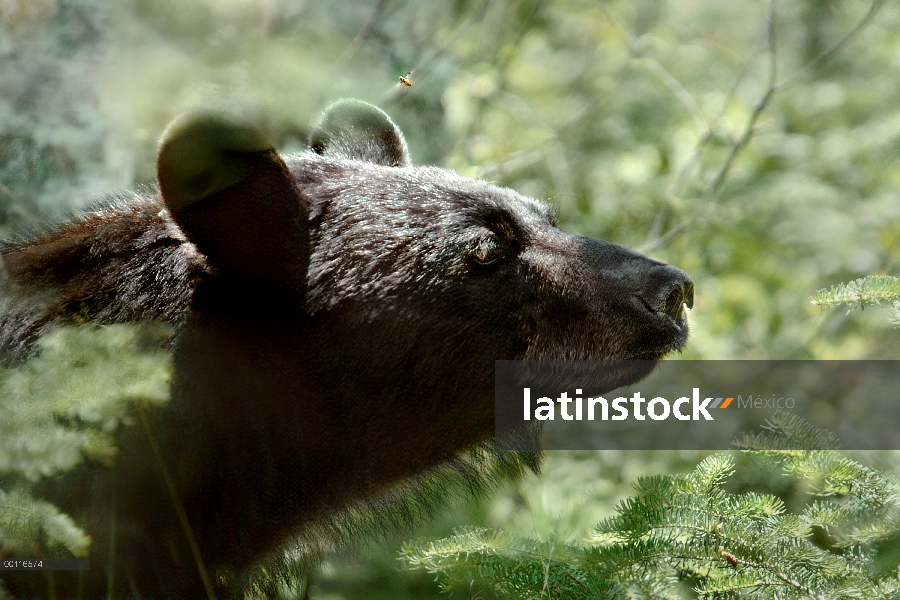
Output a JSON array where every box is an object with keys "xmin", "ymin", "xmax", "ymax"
[{"xmin": 638, "ymin": 265, "xmax": 694, "ymax": 323}]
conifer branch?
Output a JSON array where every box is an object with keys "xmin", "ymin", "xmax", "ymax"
[
  {"xmin": 811, "ymin": 275, "xmax": 900, "ymax": 310},
  {"xmin": 403, "ymin": 444, "xmax": 900, "ymax": 599}
]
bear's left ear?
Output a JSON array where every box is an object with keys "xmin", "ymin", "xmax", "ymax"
[
  {"xmin": 309, "ymin": 100, "xmax": 410, "ymax": 167},
  {"xmin": 157, "ymin": 112, "xmax": 309, "ymax": 287}
]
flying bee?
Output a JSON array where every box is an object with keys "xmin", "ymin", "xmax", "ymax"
[
  {"xmin": 399, "ymin": 70, "xmax": 413, "ymax": 87},
  {"xmin": 717, "ymin": 546, "xmax": 739, "ymax": 568}
]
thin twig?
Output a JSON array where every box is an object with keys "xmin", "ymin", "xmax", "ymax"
[
  {"xmin": 106, "ymin": 468, "xmax": 116, "ymax": 600},
  {"xmin": 486, "ymin": 88, "xmax": 575, "ymax": 208},
  {"xmin": 478, "ymin": 150, "xmax": 544, "ymax": 180},
  {"xmin": 706, "ymin": 0, "xmax": 778, "ymax": 195},
  {"xmin": 601, "ymin": 6, "xmax": 710, "ymax": 256},
  {"xmin": 456, "ymin": 0, "xmax": 544, "ymax": 142},
  {"xmin": 707, "ymin": 0, "xmax": 882, "ymax": 194},
  {"xmin": 667, "ymin": 0, "xmax": 880, "ymax": 212},
  {"xmin": 643, "ymin": 58, "xmax": 710, "ymax": 139},
  {"xmin": 668, "ymin": 46, "xmax": 765, "ymax": 200},
  {"xmin": 647, "ymin": 0, "xmax": 881, "ymax": 253},
  {"xmin": 605, "ymin": 7, "xmax": 709, "ymax": 139},
  {"xmin": 135, "ymin": 402, "xmax": 217, "ymax": 600},
  {"xmin": 335, "ymin": 0, "xmax": 393, "ymax": 64},
  {"xmin": 0, "ymin": 180, "xmax": 19, "ymax": 203},
  {"xmin": 377, "ymin": 0, "xmax": 491, "ymax": 105},
  {"xmin": 638, "ymin": 219, "xmax": 692, "ymax": 254},
  {"xmin": 774, "ymin": 0, "xmax": 883, "ymax": 92},
  {"xmin": 645, "ymin": 203, "xmax": 669, "ymax": 245}
]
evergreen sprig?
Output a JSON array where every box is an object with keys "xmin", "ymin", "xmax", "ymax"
[
  {"xmin": 402, "ymin": 449, "xmax": 900, "ymax": 599},
  {"xmin": 732, "ymin": 410, "xmax": 841, "ymax": 451},
  {"xmin": 0, "ymin": 488, "xmax": 90, "ymax": 558},
  {"xmin": 253, "ymin": 443, "xmax": 541, "ymax": 597},
  {"xmin": 0, "ymin": 324, "xmax": 172, "ymax": 559},
  {"xmin": 5, "ymin": 326, "xmax": 900, "ymax": 598},
  {"xmin": 400, "ymin": 527, "xmax": 615, "ymax": 600},
  {"xmin": 811, "ymin": 275, "xmax": 900, "ymax": 309}
]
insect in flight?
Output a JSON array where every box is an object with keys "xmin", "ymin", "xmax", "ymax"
[{"xmin": 399, "ymin": 70, "xmax": 413, "ymax": 86}]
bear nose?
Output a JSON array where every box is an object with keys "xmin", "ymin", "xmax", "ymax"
[{"xmin": 640, "ymin": 265, "xmax": 694, "ymax": 321}]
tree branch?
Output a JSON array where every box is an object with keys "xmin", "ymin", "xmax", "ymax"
[
  {"xmin": 774, "ymin": 0, "xmax": 884, "ymax": 92},
  {"xmin": 706, "ymin": 0, "xmax": 883, "ymax": 195},
  {"xmin": 377, "ymin": 0, "xmax": 491, "ymax": 105},
  {"xmin": 0, "ymin": 180, "xmax": 18, "ymax": 204},
  {"xmin": 605, "ymin": 7, "xmax": 710, "ymax": 139},
  {"xmin": 706, "ymin": 0, "xmax": 778, "ymax": 195},
  {"xmin": 638, "ymin": 219, "xmax": 692, "ymax": 255},
  {"xmin": 335, "ymin": 0, "xmax": 393, "ymax": 64}
]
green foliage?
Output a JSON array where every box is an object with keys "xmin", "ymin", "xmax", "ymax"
[
  {"xmin": 247, "ymin": 445, "xmax": 540, "ymax": 599},
  {"xmin": 5, "ymin": 0, "xmax": 900, "ymax": 597},
  {"xmin": 812, "ymin": 275, "xmax": 900, "ymax": 326},
  {"xmin": 0, "ymin": 488, "xmax": 90, "ymax": 559},
  {"xmin": 0, "ymin": 324, "xmax": 172, "ymax": 559},
  {"xmin": 731, "ymin": 409, "xmax": 842, "ymax": 451},
  {"xmin": 402, "ymin": 451, "xmax": 900, "ymax": 599},
  {"xmin": 402, "ymin": 527, "xmax": 613, "ymax": 599},
  {"xmin": 0, "ymin": 0, "xmax": 116, "ymax": 232},
  {"xmin": 6, "ymin": 0, "xmax": 900, "ymax": 360}
]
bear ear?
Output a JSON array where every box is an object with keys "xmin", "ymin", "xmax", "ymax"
[
  {"xmin": 157, "ymin": 112, "xmax": 308, "ymax": 287},
  {"xmin": 309, "ymin": 100, "xmax": 410, "ymax": 167}
]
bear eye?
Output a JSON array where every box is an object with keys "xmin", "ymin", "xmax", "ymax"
[{"xmin": 469, "ymin": 237, "xmax": 501, "ymax": 267}]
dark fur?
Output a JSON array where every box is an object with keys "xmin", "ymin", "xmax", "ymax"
[
  {"xmin": 0, "ymin": 101, "xmax": 692, "ymax": 598},
  {"xmin": 0, "ymin": 194, "xmax": 206, "ymax": 362}
]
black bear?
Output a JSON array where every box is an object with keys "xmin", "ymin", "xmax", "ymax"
[{"xmin": 0, "ymin": 100, "xmax": 693, "ymax": 598}]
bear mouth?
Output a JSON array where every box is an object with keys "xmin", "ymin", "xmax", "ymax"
[{"xmin": 637, "ymin": 297, "xmax": 691, "ymax": 331}]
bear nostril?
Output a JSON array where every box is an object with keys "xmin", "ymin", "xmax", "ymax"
[
  {"xmin": 685, "ymin": 282, "xmax": 694, "ymax": 310},
  {"xmin": 641, "ymin": 267, "xmax": 694, "ymax": 322},
  {"xmin": 662, "ymin": 284, "xmax": 685, "ymax": 320}
]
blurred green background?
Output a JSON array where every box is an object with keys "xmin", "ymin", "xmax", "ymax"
[{"xmin": 2, "ymin": 0, "xmax": 900, "ymax": 597}]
